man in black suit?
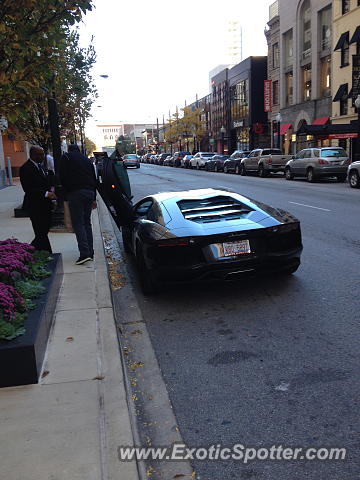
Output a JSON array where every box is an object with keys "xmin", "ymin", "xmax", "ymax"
[
  {"xmin": 19, "ymin": 145, "xmax": 57, "ymax": 253},
  {"xmin": 60, "ymin": 144, "xmax": 97, "ymax": 265}
]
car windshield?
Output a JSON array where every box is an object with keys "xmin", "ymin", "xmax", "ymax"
[{"xmin": 321, "ymin": 148, "xmax": 347, "ymax": 158}]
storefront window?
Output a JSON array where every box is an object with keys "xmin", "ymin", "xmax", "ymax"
[{"xmin": 236, "ymin": 127, "xmax": 250, "ymax": 151}]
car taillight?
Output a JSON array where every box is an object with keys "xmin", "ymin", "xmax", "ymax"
[
  {"xmin": 318, "ymin": 159, "xmax": 330, "ymax": 165},
  {"xmin": 268, "ymin": 156, "xmax": 273, "ymax": 164},
  {"xmin": 157, "ymin": 238, "xmax": 189, "ymax": 247}
]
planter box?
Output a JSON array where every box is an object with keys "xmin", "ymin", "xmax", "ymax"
[{"xmin": 0, "ymin": 253, "xmax": 63, "ymax": 388}]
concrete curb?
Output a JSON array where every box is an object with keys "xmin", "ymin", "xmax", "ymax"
[{"xmin": 97, "ymin": 199, "xmax": 195, "ymax": 480}]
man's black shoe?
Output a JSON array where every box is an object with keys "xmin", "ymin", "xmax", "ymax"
[{"xmin": 75, "ymin": 256, "xmax": 92, "ymax": 265}]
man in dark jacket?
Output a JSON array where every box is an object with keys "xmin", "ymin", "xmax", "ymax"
[
  {"xmin": 20, "ymin": 145, "xmax": 57, "ymax": 253},
  {"xmin": 60, "ymin": 144, "xmax": 97, "ymax": 265}
]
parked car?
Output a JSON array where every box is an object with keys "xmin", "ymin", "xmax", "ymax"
[
  {"xmin": 284, "ymin": 147, "xmax": 350, "ymax": 183},
  {"xmin": 347, "ymin": 160, "xmax": 360, "ymax": 188},
  {"xmin": 123, "ymin": 154, "xmax": 140, "ymax": 168},
  {"xmin": 205, "ymin": 154, "xmax": 229, "ymax": 172},
  {"xmin": 121, "ymin": 188, "xmax": 303, "ymax": 294},
  {"xmin": 181, "ymin": 154, "xmax": 193, "ymax": 168},
  {"xmin": 190, "ymin": 152, "xmax": 217, "ymax": 169},
  {"xmin": 223, "ymin": 151, "xmax": 250, "ymax": 174},
  {"xmin": 240, "ymin": 148, "xmax": 292, "ymax": 177},
  {"xmin": 158, "ymin": 153, "xmax": 171, "ymax": 166},
  {"xmin": 172, "ymin": 151, "xmax": 191, "ymax": 167},
  {"xmin": 163, "ymin": 155, "xmax": 173, "ymax": 166},
  {"xmin": 142, "ymin": 153, "xmax": 153, "ymax": 163}
]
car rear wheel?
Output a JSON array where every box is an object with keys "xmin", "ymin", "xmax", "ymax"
[
  {"xmin": 349, "ymin": 170, "xmax": 360, "ymax": 188},
  {"xmin": 240, "ymin": 164, "xmax": 246, "ymax": 176},
  {"xmin": 306, "ymin": 168, "xmax": 316, "ymax": 183},
  {"xmin": 136, "ymin": 246, "xmax": 158, "ymax": 295},
  {"xmin": 285, "ymin": 167, "xmax": 294, "ymax": 180},
  {"xmin": 258, "ymin": 165, "xmax": 268, "ymax": 177}
]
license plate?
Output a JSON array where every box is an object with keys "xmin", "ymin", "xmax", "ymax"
[{"xmin": 222, "ymin": 240, "xmax": 251, "ymax": 256}]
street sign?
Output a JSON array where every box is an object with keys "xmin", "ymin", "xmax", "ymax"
[
  {"xmin": 352, "ymin": 55, "xmax": 360, "ymax": 102},
  {"xmin": 264, "ymin": 80, "xmax": 272, "ymax": 112}
]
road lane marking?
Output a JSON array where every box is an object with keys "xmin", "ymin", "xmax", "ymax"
[{"xmin": 289, "ymin": 201, "xmax": 331, "ymax": 212}]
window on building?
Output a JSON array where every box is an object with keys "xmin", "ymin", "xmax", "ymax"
[
  {"xmin": 319, "ymin": 7, "xmax": 331, "ymax": 51},
  {"xmin": 301, "ymin": 0, "xmax": 311, "ymax": 60},
  {"xmin": 320, "ymin": 56, "xmax": 331, "ymax": 97},
  {"xmin": 273, "ymin": 80, "xmax": 279, "ymax": 105},
  {"xmin": 284, "ymin": 30, "xmax": 293, "ymax": 69},
  {"xmin": 340, "ymin": 90, "xmax": 348, "ymax": 116},
  {"xmin": 302, "ymin": 65, "xmax": 312, "ymax": 101},
  {"xmin": 342, "ymin": 0, "xmax": 350, "ymax": 14},
  {"xmin": 341, "ymin": 37, "xmax": 349, "ymax": 66},
  {"xmin": 272, "ymin": 43, "xmax": 279, "ymax": 68},
  {"xmin": 285, "ymin": 72, "xmax": 293, "ymax": 106},
  {"xmin": 110, "ymin": 135, "xmax": 113, "ymax": 140},
  {"xmin": 104, "ymin": 135, "xmax": 108, "ymax": 140}
]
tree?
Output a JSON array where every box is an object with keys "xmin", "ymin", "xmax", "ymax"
[
  {"xmin": 0, "ymin": 0, "xmax": 94, "ymax": 121},
  {"xmin": 85, "ymin": 137, "xmax": 96, "ymax": 156},
  {"xmin": 13, "ymin": 28, "xmax": 97, "ymax": 151}
]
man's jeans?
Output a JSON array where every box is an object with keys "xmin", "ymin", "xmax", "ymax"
[{"xmin": 68, "ymin": 189, "xmax": 95, "ymax": 258}]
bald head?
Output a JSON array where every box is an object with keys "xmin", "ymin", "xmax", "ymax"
[{"xmin": 30, "ymin": 146, "xmax": 44, "ymax": 163}]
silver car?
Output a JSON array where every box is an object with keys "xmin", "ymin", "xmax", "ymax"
[
  {"xmin": 347, "ymin": 160, "xmax": 360, "ymax": 188},
  {"xmin": 284, "ymin": 147, "xmax": 350, "ymax": 183}
]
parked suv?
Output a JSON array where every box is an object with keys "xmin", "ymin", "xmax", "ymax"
[
  {"xmin": 224, "ymin": 150, "xmax": 250, "ymax": 174},
  {"xmin": 190, "ymin": 152, "xmax": 217, "ymax": 169},
  {"xmin": 172, "ymin": 151, "xmax": 191, "ymax": 167},
  {"xmin": 284, "ymin": 147, "xmax": 350, "ymax": 183},
  {"xmin": 347, "ymin": 160, "xmax": 360, "ymax": 188}
]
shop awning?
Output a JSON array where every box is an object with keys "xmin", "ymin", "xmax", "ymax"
[
  {"xmin": 274, "ymin": 123, "xmax": 292, "ymax": 136},
  {"xmin": 333, "ymin": 83, "xmax": 348, "ymax": 102},
  {"xmin": 334, "ymin": 31, "xmax": 349, "ymax": 51},
  {"xmin": 297, "ymin": 121, "xmax": 358, "ymax": 137},
  {"xmin": 350, "ymin": 26, "xmax": 360, "ymax": 45},
  {"xmin": 312, "ymin": 117, "xmax": 329, "ymax": 125}
]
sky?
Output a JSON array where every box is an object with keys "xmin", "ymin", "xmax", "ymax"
[{"xmin": 80, "ymin": 0, "xmax": 274, "ymax": 131}]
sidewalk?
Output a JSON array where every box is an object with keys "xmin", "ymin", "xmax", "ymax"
[{"xmin": 0, "ymin": 182, "xmax": 139, "ymax": 480}]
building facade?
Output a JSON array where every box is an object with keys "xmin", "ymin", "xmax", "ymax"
[
  {"xmin": 331, "ymin": 0, "xmax": 360, "ymax": 159},
  {"xmin": 265, "ymin": 1, "xmax": 281, "ymax": 146},
  {"xmin": 274, "ymin": 0, "xmax": 333, "ymax": 153}
]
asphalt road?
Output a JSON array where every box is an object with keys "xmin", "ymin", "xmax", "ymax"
[{"xmin": 121, "ymin": 164, "xmax": 360, "ymax": 480}]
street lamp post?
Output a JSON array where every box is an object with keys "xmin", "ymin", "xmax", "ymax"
[
  {"xmin": 354, "ymin": 95, "xmax": 360, "ymax": 162},
  {"xmin": 220, "ymin": 125, "xmax": 226, "ymax": 154},
  {"xmin": 276, "ymin": 113, "xmax": 282, "ymax": 150}
]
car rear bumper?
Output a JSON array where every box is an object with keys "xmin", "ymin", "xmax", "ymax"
[
  {"xmin": 151, "ymin": 248, "xmax": 302, "ymax": 283},
  {"xmin": 124, "ymin": 162, "xmax": 139, "ymax": 167},
  {"xmin": 313, "ymin": 166, "xmax": 347, "ymax": 176}
]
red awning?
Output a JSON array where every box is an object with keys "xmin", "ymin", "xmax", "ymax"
[
  {"xmin": 274, "ymin": 123, "xmax": 292, "ymax": 136},
  {"xmin": 313, "ymin": 116, "xmax": 329, "ymax": 125}
]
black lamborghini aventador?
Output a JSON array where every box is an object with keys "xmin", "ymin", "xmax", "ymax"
[{"xmin": 121, "ymin": 188, "xmax": 303, "ymax": 294}]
